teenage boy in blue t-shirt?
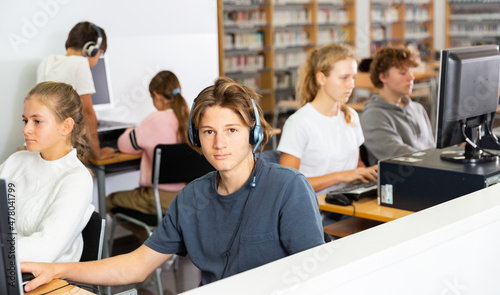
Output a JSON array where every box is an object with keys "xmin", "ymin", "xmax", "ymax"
[{"xmin": 21, "ymin": 77, "xmax": 325, "ymax": 290}]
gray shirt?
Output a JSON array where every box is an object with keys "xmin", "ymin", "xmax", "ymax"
[
  {"xmin": 145, "ymin": 159, "xmax": 324, "ymax": 285},
  {"xmin": 360, "ymin": 95, "xmax": 434, "ymax": 165}
]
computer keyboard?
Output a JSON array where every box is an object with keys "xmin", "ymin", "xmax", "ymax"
[
  {"xmin": 98, "ymin": 128, "xmax": 126, "ymax": 151},
  {"xmin": 327, "ymin": 181, "xmax": 377, "ymax": 201}
]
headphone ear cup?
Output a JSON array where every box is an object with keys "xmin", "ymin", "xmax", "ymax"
[
  {"xmin": 249, "ymin": 127, "xmax": 256, "ymax": 145},
  {"xmin": 188, "ymin": 100, "xmax": 200, "ymax": 147},
  {"xmin": 250, "ymin": 124, "xmax": 264, "ymax": 150},
  {"xmin": 190, "ymin": 128, "xmax": 200, "ymax": 147},
  {"xmin": 82, "ymin": 41, "xmax": 97, "ymax": 57},
  {"xmin": 248, "ymin": 126, "xmax": 263, "ymax": 145}
]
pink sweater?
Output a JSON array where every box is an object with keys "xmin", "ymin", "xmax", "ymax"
[{"xmin": 117, "ymin": 109, "xmax": 186, "ymax": 192}]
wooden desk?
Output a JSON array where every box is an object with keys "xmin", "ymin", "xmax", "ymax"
[
  {"xmin": 29, "ymin": 279, "xmax": 95, "ymax": 294},
  {"xmin": 318, "ymin": 195, "xmax": 413, "ymax": 223},
  {"xmin": 319, "ymin": 195, "xmax": 413, "ymax": 237}
]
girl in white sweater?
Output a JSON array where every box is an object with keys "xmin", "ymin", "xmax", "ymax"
[{"xmin": 0, "ymin": 81, "xmax": 94, "ymax": 263}]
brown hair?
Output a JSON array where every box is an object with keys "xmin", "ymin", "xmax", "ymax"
[
  {"xmin": 296, "ymin": 43, "xmax": 360, "ymax": 124},
  {"xmin": 188, "ymin": 77, "xmax": 272, "ymax": 153},
  {"xmin": 65, "ymin": 21, "xmax": 107, "ymax": 53},
  {"xmin": 26, "ymin": 82, "xmax": 89, "ymax": 163},
  {"xmin": 149, "ymin": 71, "xmax": 190, "ymax": 143},
  {"xmin": 370, "ymin": 46, "xmax": 420, "ymax": 89}
]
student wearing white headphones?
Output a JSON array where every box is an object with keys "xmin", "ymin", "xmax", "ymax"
[
  {"xmin": 21, "ymin": 77, "xmax": 325, "ymax": 290},
  {"xmin": 37, "ymin": 21, "xmax": 115, "ymax": 161}
]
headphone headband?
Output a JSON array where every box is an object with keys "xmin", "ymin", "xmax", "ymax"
[
  {"xmin": 188, "ymin": 86, "xmax": 264, "ymax": 153},
  {"xmin": 82, "ymin": 23, "xmax": 102, "ymax": 58}
]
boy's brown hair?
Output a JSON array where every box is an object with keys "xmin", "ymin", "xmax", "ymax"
[{"xmin": 370, "ymin": 46, "xmax": 420, "ymax": 89}]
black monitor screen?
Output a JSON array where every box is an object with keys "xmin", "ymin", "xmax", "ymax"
[
  {"xmin": 90, "ymin": 55, "xmax": 113, "ymax": 109},
  {"xmin": 435, "ymin": 45, "xmax": 500, "ymax": 163},
  {"xmin": 0, "ymin": 179, "xmax": 22, "ymax": 295}
]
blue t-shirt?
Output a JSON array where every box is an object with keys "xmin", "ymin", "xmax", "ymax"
[{"xmin": 145, "ymin": 159, "xmax": 324, "ymax": 285}]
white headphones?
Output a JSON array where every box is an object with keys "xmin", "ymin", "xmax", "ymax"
[{"xmin": 82, "ymin": 23, "xmax": 102, "ymax": 58}]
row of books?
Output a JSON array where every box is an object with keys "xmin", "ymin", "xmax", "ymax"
[
  {"xmin": 372, "ymin": 27, "xmax": 429, "ymax": 41},
  {"xmin": 405, "ymin": 0, "xmax": 431, "ymax": 3},
  {"xmin": 449, "ymin": 0, "xmax": 500, "ymax": 3},
  {"xmin": 450, "ymin": 13, "xmax": 500, "ymax": 21},
  {"xmin": 273, "ymin": 10, "xmax": 311, "ymax": 26},
  {"xmin": 317, "ymin": 28, "xmax": 348, "ymax": 45},
  {"xmin": 405, "ymin": 8, "xmax": 431, "ymax": 22},
  {"xmin": 372, "ymin": 0, "xmax": 403, "ymax": 5},
  {"xmin": 274, "ymin": 0, "xmax": 348, "ymax": 4},
  {"xmin": 372, "ymin": 8, "xmax": 399, "ymax": 23},
  {"xmin": 274, "ymin": 31, "xmax": 310, "ymax": 49},
  {"xmin": 224, "ymin": 0, "xmax": 264, "ymax": 5},
  {"xmin": 405, "ymin": 32, "xmax": 430, "ymax": 40},
  {"xmin": 449, "ymin": 23, "xmax": 499, "ymax": 36},
  {"xmin": 223, "ymin": 10, "xmax": 267, "ymax": 27},
  {"xmin": 275, "ymin": 51, "xmax": 307, "ymax": 70},
  {"xmin": 317, "ymin": 9, "xmax": 348, "ymax": 25},
  {"xmin": 224, "ymin": 32, "xmax": 264, "ymax": 50},
  {"xmin": 230, "ymin": 76, "xmax": 261, "ymax": 91},
  {"xmin": 275, "ymin": 72, "xmax": 293, "ymax": 90},
  {"xmin": 449, "ymin": 40, "xmax": 498, "ymax": 49},
  {"xmin": 225, "ymin": 0, "xmax": 348, "ymax": 5},
  {"xmin": 224, "ymin": 54, "xmax": 265, "ymax": 73}
]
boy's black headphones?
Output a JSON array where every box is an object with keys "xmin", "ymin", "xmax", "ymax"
[
  {"xmin": 188, "ymin": 89, "xmax": 264, "ymax": 153},
  {"xmin": 82, "ymin": 23, "xmax": 102, "ymax": 58}
]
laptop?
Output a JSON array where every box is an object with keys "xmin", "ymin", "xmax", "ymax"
[{"xmin": 97, "ymin": 123, "xmax": 133, "ymax": 151}]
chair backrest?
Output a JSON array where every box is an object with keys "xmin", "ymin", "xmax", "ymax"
[
  {"xmin": 80, "ymin": 211, "xmax": 106, "ymax": 262},
  {"xmin": 359, "ymin": 144, "xmax": 371, "ymax": 167},
  {"xmin": 149, "ymin": 144, "xmax": 215, "ymax": 226},
  {"xmin": 152, "ymin": 143, "xmax": 215, "ymax": 185}
]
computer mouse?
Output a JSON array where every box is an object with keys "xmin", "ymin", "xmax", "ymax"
[
  {"xmin": 325, "ymin": 193, "xmax": 352, "ymax": 206},
  {"xmin": 22, "ymin": 273, "xmax": 35, "ymax": 285}
]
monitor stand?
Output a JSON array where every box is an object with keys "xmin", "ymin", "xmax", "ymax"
[{"xmin": 441, "ymin": 125, "xmax": 498, "ymax": 164}]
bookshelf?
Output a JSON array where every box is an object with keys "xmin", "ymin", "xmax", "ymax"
[
  {"xmin": 218, "ymin": 0, "xmax": 356, "ymax": 111},
  {"xmin": 445, "ymin": 0, "xmax": 500, "ymax": 49},
  {"xmin": 370, "ymin": 0, "xmax": 434, "ymax": 60}
]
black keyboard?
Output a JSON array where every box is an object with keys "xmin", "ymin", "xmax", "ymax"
[
  {"xmin": 98, "ymin": 128, "xmax": 125, "ymax": 151},
  {"xmin": 328, "ymin": 181, "xmax": 377, "ymax": 201}
]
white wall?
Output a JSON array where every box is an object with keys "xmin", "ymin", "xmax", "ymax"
[
  {"xmin": 434, "ymin": 0, "xmax": 446, "ymax": 51},
  {"xmin": 355, "ymin": 0, "xmax": 371, "ymax": 58},
  {"xmin": 0, "ymin": 0, "xmax": 219, "ymax": 162}
]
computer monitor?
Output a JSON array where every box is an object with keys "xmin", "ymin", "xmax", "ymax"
[
  {"xmin": 90, "ymin": 55, "xmax": 114, "ymax": 111},
  {"xmin": 0, "ymin": 179, "xmax": 23, "ymax": 295},
  {"xmin": 435, "ymin": 45, "xmax": 500, "ymax": 163}
]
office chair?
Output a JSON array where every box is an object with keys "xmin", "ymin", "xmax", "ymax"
[
  {"xmin": 81, "ymin": 211, "xmax": 106, "ymax": 262},
  {"xmin": 81, "ymin": 211, "xmax": 109, "ymax": 294},
  {"xmin": 359, "ymin": 144, "xmax": 371, "ymax": 167},
  {"xmin": 108, "ymin": 143, "xmax": 215, "ymax": 294}
]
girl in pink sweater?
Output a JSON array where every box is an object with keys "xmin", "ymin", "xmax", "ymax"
[{"xmin": 106, "ymin": 71, "xmax": 190, "ymax": 240}]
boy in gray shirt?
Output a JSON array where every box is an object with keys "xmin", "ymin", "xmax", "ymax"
[{"xmin": 361, "ymin": 47, "xmax": 434, "ymax": 165}]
